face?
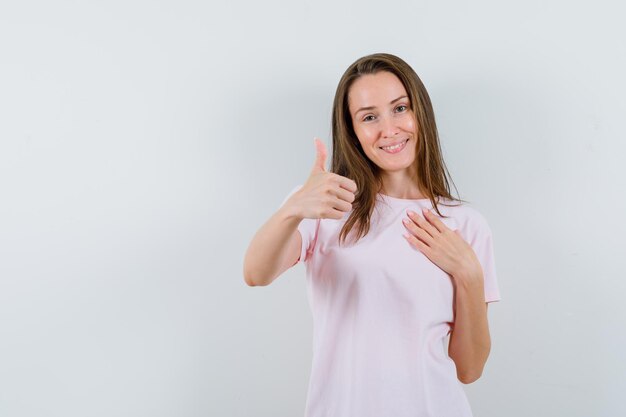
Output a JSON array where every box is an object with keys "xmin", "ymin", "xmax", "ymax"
[{"xmin": 347, "ymin": 71, "xmax": 417, "ymax": 175}]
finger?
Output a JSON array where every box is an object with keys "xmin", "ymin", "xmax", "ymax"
[
  {"xmin": 330, "ymin": 173, "xmax": 357, "ymax": 193},
  {"xmin": 324, "ymin": 207, "xmax": 347, "ymax": 220},
  {"xmin": 402, "ymin": 217, "xmax": 434, "ymax": 245},
  {"xmin": 403, "ymin": 232, "xmax": 431, "ymax": 256},
  {"xmin": 454, "ymin": 229, "xmax": 467, "ymax": 242},
  {"xmin": 406, "ymin": 210, "xmax": 438, "ymax": 239},
  {"xmin": 311, "ymin": 137, "xmax": 328, "ymax": 174},
  {"xmin": 422, "ymin": 208, "xmax": 449, "ymax": 233},
  {"xmin": 333, "ymin": 186, "xmax": 356, "ymax": 203},
  {"xmin": 331, "ymin": 196, "xmax": 353, "ymax": 212}
]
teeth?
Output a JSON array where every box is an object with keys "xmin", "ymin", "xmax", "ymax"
[
  {"xmin": 381, "ymin": 139, "xmax": 407, "ymax": 150},
  {"xmin": 383, "ymin": 143, "xmax": 402, "ymax": 150}
]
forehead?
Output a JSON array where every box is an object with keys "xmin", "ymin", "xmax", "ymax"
[{"xmin": 348, "ymin": 71, "xmax": 408, "ymax": 111}]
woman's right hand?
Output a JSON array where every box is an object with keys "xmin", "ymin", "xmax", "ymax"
[{"xmin": 284, "ymin": 138, "xmax": 358, "ymax": 220}]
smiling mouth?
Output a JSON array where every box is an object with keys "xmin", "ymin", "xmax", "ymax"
[{"xmin": 379, "ymin": 138, "xmax": 409, "ymax": 152}]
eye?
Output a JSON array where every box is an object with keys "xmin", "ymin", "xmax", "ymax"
[
  {"xmin": 363, "ymin": 115, "xmax": 376, "ymax": 122},
  {"xmin": 395, "ymin": 105, "xmax": 408, "ymax": 112}
]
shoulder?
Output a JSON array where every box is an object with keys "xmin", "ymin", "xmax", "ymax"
[{"xmin": 435, "ymin": 199, "xmax": 493, "ymax": 235}]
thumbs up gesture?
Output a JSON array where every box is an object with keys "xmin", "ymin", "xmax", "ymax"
[{"xmin": 285, "ymin": 138, "xmax": 358, "ymax": 220}]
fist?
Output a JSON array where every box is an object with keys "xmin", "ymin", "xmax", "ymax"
[{"xmin": 285, "ymin": 137, "xmax": 358, "ymax": 220}]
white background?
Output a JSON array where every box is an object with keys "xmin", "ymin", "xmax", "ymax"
[{"xmin": 1, "ymin": 1, "xmax": 625, "ymax": 416}]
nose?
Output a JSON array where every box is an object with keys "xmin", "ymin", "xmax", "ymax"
[{"xmin": 380, "ymin": 115, "xmax": 400, "ymax": 138}]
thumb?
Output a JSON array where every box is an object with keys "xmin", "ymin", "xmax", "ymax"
[{"xmin": 311, "ymin": 137, "xmax": 328, "ymax": 174}]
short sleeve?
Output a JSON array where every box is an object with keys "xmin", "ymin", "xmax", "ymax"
[
  {"xmin": 278, "ymin": 184, "xmax": 319, "ymax": 265},
  {"xmin": 467, "ymin": 211, "xmax": 502, "ymax": 303}
]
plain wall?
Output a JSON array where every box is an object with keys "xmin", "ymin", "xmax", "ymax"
[{"xmin": 1, "ymin": 1, "xmax": 625, "ymax": 416}]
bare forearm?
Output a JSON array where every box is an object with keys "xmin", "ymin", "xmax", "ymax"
[
  {"xmin": 243, "ymin": 205, "xmax": 302, "ymax": 286},
  {"xmin": 447, "ymin": 274, "xmax": 491, "ymax": 384}
]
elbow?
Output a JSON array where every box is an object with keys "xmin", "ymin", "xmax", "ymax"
[
  {"xmin": 243, "ymin": 267, "xmax": 270, "ymax": 287},
  {"xmin": 243, "ymin": 251, "xmax": 274, "ymax": 287},
  {"xmin": 453, "ymin": 344, "xmax": 491, "ymax": 384},
  {"xmin": 243, "ymin": 270, "xmax": 260, "ymax": 287},
  {"xmin": 243, "ymin": 264, "xmax": 256, "ymax": 286},
  {"xmin": 244, "ymin": 274, "xmax": 256, "ymax": 287},
  {"xmin": 458, "ymin": 367, "xmax": 484, "ymax": 384},
  {"xmin": 243, "ymin": 257, "xmax": 260, "ymax": 286}
]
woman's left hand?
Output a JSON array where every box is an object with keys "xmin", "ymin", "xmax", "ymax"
[{"xmin": 402, "ymin": 208, "xmax": 483, "ymax": 282}]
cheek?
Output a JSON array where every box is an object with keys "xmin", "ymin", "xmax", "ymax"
[
  {"xmin": 354, "ymin": 125, "xmax": 377, "ymax": 146},
  {"xmin": 404, "ymin": 115, "xmax": 417, "ymax": 133}
]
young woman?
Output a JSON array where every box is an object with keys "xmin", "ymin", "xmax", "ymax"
[{"xmin": 243, "ymin": 53, "xmax": 501, "ymax": 417}]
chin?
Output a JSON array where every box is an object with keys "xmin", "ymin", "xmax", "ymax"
[{"xmin": 379, "ymin": 157, "xmax": 416, "ymax": 171}]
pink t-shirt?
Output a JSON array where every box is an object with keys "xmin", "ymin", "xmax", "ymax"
[{"xmin": 280, "ymin": 184, "xmax": 501, "ymax": 417}]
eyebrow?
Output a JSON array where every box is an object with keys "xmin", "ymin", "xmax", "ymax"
[{"xmin": 354, "ymin": 95, "xmax": 408, "ymax": 115}]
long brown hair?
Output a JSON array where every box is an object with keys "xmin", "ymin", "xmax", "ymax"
[{"xmin": 331, "ymin": 52, "xmax": 466, "ymax": 245}]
